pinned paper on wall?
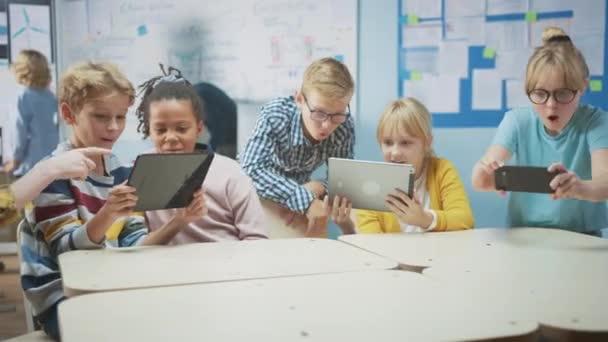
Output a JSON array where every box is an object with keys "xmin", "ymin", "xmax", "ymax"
[
  {"xmin": 574, "ymin": 32, "xmax": 605, "ymax": 75},
  {"xmin": 398, "ymin": 0, "xmax": 608, "ymax": 127},
  {"xmin": 402, "ymin": 21, "xmax": 442, "ymax": 48},
  {"xmin": 506, "ymin": 79, "xmax": 529, "ymax": 109},
  {"xmin": 404, "ymin": 74, "xmax": 460, "ymax": 113},
  {"xmin": 495, "ymin": 48, "xmax": 533, "ymax": 79},
  {"xmin": 472, "ymin": 69, "xmax": 502, "ymax": 110},
  {"xmin": 401, "ymin": 0, "xmax": 441, "ymax": 18},
  {"xmin": 445, "ymin": 0, "xmax": 485, "ymax": 18},
  {"xmin": 445, "ymin": 17, "xmax": 485, "ymax": 45},
  {"xmin": 485, "ymin": 21, "xmax": 528, "ymax": 51},
  {"xmin": 486, "ymin": 0, "xmax": 528, "ymax": 16},
  {"xmin": 403, "ymin": 48, "xmax": 438, "ymax": 74},
  {"xmin": 437, "ymin": 40, "xmax": 468, "ymax": 78}
]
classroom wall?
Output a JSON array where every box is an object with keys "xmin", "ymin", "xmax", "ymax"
[
  {"xmin": 54, "ymin": 0, "xmax": 602, "ymax": 233},
  {"xmin": 357, "ymin": 0, "xmax": 507, "ymax": 228}
]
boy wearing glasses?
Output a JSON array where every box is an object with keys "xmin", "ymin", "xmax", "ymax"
[
  {"xmin": 472, "ymin": 27, "xmax": 608, "ymax": 236},
  {"xmin": 240, "ymin": 57, "xmax": 355, "ymax": 238}
]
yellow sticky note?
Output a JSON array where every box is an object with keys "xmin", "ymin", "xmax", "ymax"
[
  {"xmin": 525, "ymin": 11, "xmax": 538, "ymax": 22},
  {"xmin": 590, "ymin": 80, "xmax": 603, "ymax": 92},
  {"xmin": 410, "ymin": 71, "xmax": 422, "ymax": 81},
  {"xmin": 483, "ymin": 47, "xmax": 496, "ymax": 59},
  {"xmin": 408, "ymin": 14, "xmax": 419, "ymax": 25}
]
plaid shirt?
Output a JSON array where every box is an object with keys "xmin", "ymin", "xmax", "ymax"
[{"xmin": 240, "ymin": 96, "xmax": 355, "ymax": 214}]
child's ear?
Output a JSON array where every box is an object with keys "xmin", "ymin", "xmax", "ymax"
[
  {"xmin": 197, "ymin": 120, "xmax": 204, "ymax": 135},
  {"xmin": 426, "ymin": 135, "xmax": 434, "ymax": 154},
  {"xmin": 294, "ymin": 90, "xmax": 305, "ymax": 108},
  {"xmin": 60, "ymin": 103, "xmax": 76, "ymax": 124}
]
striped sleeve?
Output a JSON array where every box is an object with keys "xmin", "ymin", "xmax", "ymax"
[
  {"xmin": 240, "ymin": 105, "xmax": 315, "ymax": 214},
  {"xmin": 27, "ymin": 179, "xmax": 103, "ymax": 258},
  {"xmin": 19, "ymin": 219, "xmax": 65, "ymax": 317}
]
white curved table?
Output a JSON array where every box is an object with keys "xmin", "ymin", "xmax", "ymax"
[
  {"xmin": 59, "ymin": 270, "xmax": 539, "ymax": 342},
  {"xmin": 340, "ymin": 228, "xmax": 608, "ymax": 334},
  {"xmin": 59, "ymin": 238, "xmax": 398, "ymax": 297}
]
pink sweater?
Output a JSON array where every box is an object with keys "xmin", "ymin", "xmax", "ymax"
[{"xmin": 145, "ymin": 154, "xmax": 268, "ymax": 243}]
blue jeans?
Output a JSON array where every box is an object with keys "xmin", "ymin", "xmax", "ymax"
[{"xmin": 36, "ymin": 297, "xmax": 65, "ymax": 341}]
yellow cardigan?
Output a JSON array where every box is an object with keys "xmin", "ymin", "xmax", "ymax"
[{"xmin": 356, "ymin": 157, "xmax": 474, "ymax": 233}]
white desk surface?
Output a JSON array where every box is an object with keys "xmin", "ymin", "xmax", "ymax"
[
  {"xmin": 59, "ymin": 270, "xmax": 539, "ymax": 342},
  {"xmin": 339, "ymin": 227, "xmax": 607, "ymax": 268},
  {"xmin": 4, "ymin": 331, "xmax": 54, "ymax": 342},
  {"xmin": 340, "ymin": 228, "xmax": 608, "ymax": 333},
  {"xmin": 59, "ymin": 238, "xmax": 397, "ymax": 297}
]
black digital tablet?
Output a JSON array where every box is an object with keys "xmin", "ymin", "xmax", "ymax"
[
  {"xmin": 127, "ymin": 152, "xmax": 214, "ymax": 211},
  {"xmin": 494, "ymin": 166, "xmax": 559, "ymax": 194}
]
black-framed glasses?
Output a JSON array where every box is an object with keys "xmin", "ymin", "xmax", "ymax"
[
  {"xmin": 527, "ymin": 88, "xmax": 578, "ymax": 105},
  {"xmin": 302, "ymin": 94, "xmax": 351, "ymax": 124}
]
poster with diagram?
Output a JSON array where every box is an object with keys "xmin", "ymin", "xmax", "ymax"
[
  {"xmin": 7, "ymin": 0, "xmax": 53, "ymax": 63},
  {"xmin": 399, "ymin": 0, "xmax": 608, "ymax": 127}
]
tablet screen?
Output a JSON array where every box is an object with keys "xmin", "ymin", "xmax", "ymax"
[
  {"xmin": 127, "ymin": 152, "xmax": 214, "ymax": 211},
  {"xmin": 328, "ymin": 158, "xmax": 415, "ymax": 212}
]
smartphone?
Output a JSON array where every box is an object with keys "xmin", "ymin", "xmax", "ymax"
[{"xmin": 494, "ymin": 166, "xmax": 559, "ymax": 194}]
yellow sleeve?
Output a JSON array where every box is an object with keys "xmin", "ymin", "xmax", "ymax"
[
  {"xmin": 433, "ymin": 161, "xmax": 474, "ymax": 231},
  {"xmin": 0, "ymin": 185, "xmax": 20, "ymax": 226},
  {"xmin": 356, "ymin": 209, "xmax": 385, "ymax": 233}
]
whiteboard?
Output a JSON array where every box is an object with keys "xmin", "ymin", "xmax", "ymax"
[{"xmin": 55, "ymin": 0, "xmax": 358, "ymax": 103}]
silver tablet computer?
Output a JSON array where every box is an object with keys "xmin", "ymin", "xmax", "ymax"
[
  {"xmin": 127, "ymin": 152, "xmax": 214, "ymax": 211},
  {"xmin": 328, "ymin": 158, "xmax": 415, "ymax": 212}
]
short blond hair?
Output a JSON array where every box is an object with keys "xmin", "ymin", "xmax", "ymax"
[
  {"xmin": 525, "ymin": 27, "xmax": 589, "ymax": 93},
  {"xmin": 377, "ymin": 98, "xmax": 435, "ymax": 156},
  {"xmin": 301, "ymin": 57, "xmax": 354, "ymax": 100},
  {"xmin": 11, "ymin": 49, "xmax": 52, "ymax": 88},
  {"xmin": 58, "ymin": 61, "xmax": 135, "ymax": 112}
]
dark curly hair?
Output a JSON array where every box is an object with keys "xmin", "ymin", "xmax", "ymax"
[{"xmin": 135, "ymin": 64, "xmax": 206, "ymax": 138}]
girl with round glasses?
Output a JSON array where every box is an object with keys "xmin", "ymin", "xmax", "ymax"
[{"xmin": 472, "ymin": 27, "xmax": 608, "ymax": 236}]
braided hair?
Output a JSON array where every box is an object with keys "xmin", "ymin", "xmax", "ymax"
[{"xmin": 135, "ymin": 64, "xmax": 205, "ymax": 138}]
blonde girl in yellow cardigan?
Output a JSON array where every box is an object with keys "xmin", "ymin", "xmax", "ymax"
[{"xmin": 350, "ymin": 98, "xmax": 474, "ymax": 233}]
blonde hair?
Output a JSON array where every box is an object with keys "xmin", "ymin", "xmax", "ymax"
[
  {"xmin": 525, "ymin": 27, "xmax": 589, "ymax": 93},
  {"xmin": 377, "ymin": 98, "xmax": 435, "ymax": 157},
  {"xmin": 58, "ymin": 61, "xmax": 135, "ymax": 111},
  {"xmin": 301, "ymin": 57, "xmax": 354, "ymax": 100},
  {"xmin": 11, "ymin": 49, "xmax": 52, "ymax": 88}
]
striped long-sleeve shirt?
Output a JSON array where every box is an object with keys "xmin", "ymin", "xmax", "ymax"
[
  {"xmin": 20, "ymin": 141, "xmax": 148, "ymax": 317},
  {"xmin": 240, "ymin": 96, "xmax": 355, "ymax": 214}
]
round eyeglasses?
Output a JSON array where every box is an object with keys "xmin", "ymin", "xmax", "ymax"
[{"xmin": 527, "ymin": 88, "xmax": 577, "ymax": 105}]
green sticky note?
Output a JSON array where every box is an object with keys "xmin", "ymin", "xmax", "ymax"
[
  {"xmin": 483, "ymin": 47, "xmax": 496, "ymax": 59},
  {"xmin": 590, "ymin": 80, "xmax": 603, "ymax": 92},
  {"xmin": 525, "ymin": 11, "xmax": 538, "ymax": 22},
  {"xmin": 410, "ymin": 71, "xmax": 422, "ymax": 81},
  {"xmin": 408, "ymin": 14, "xmax": 419, "ymax": 25}
]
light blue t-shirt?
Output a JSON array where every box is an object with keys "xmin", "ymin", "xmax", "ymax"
[{"xmin": 493, "ymin": 104, "xmax": 608, "ymax": 234}]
